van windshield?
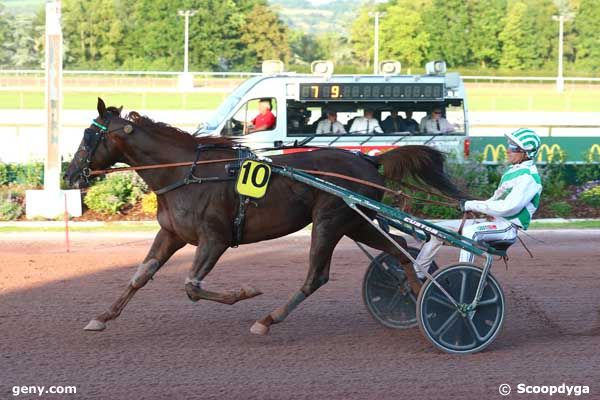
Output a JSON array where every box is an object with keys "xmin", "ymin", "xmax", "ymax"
[{"xmin": 201, "ymin": 77, "xmax": 263, "ymax": 132}]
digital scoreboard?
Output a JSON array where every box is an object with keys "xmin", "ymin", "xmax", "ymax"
[{"xmin": 299, "ymin": 83, "xmax": 444, "ymax": 101}]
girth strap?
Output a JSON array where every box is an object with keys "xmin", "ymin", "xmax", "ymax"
[{"xmin": 230, "ymin": 146, "xmax": 258, "ymax": 248}]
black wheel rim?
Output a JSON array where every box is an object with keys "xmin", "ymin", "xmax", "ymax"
[
  {"xmin": 364, "ymin": 252, "xmax": 418, "ymax": 328},
  {"xmin": 420, "ymin": 266, "xmax": 504, "ymax": 353}
]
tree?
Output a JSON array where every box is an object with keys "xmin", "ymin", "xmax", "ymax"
[
  {"xmin": 61, "ymin": 0, "xmax": 125, "ymax": 69},
  {"xmin": 9, "ymin": 16, "xmax": 40, "ymax": 68},
  {"xmin": 0, "ymin": 3, "xmax": 12, "ymax": 66},
  {"xmin": 499, "ymin": 2, "xmax": 528, "ymax": 69},
  {"xmin": 118, "ymin": 0, "xmax": 185, "ymax": 71},
  {"xmin": 380, "ymin": 0, "xmax": 430, "ymax": 71},
  {"xmin": 349, "ymin": 3, "xmax": 375, "ymax": 69},
  {"xmin": 289, "ymin": 30, "xmax": 328, "ymax": 64},
  {"xmin": 499, "ymin": 0, "xmax": 558, "ymax": 70},
  {"xmin": 422, "ymin": 0, "xmax": 470, "ymax": 67},
  {"xmin": 573, "ymin": 0, "xmax": 600, "ymax": 70},
  {"xmin": 240, "ymin": 4, "xmax": 290, "ymax": 70},
  {"xmin": 468, "ymin": 0, "xmax": 506, "ymax": 68}
]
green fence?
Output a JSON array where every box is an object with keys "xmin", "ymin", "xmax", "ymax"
[{"xmin": 470, "ymin": 136, "xmax": 600, "ymax": 164}]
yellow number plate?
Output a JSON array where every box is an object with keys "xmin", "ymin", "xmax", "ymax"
[{"xmin": 235, "ymin": 160, "xmax": 272, "ymax": 198}]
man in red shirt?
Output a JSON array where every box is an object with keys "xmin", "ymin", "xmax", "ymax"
[{"xmin": 247, "ymin": 98, "xmax": 276, "ymax": 133}]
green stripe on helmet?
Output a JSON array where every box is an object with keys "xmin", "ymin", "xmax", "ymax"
[
  {"xmin": 513, "ymin": 128, "xmax": 534, "ymax": 138},
  {"xmin": 521, "ymin": 139, "xmax": 539, "ymax": 149}
]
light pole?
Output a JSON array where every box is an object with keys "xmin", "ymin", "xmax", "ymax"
[
  {"xmin": 178, "ymin": 9, "xmax": 197, "ymax": 90},
  {"xmin": 552, "ymin": 14, "xmax": 572, "ymax": 93},
  {"xmin": 369, "ymin": 12, "xmax": 386, "ymax": 74}
]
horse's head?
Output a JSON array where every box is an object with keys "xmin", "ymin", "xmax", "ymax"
[{"xmin": 64, "ymin": 98, "xmax": 134, "ymax": 188}]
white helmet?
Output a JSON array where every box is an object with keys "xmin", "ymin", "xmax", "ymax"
[{"xmin": 505, "ymin": 128, "xmax": 541, "ymax": 159}]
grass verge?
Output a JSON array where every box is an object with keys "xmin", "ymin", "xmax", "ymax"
[{"xmin": 528, "ymin": 220, "xmax": 600, "ymax": 229}]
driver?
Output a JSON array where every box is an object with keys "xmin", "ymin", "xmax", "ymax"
[
  {"xmin": 413, "ymin": 128, "xmax": 543, "ymax": 280},
  {"xmin": 246, "ymin": 98, "xmax": 276, "ymax": 133}
]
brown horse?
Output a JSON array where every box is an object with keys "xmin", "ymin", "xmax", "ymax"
[{"xmin": 64, "ymin": 98, "xmax": 464, "ymax": 335}]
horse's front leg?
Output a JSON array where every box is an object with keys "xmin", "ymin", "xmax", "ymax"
[
  {"xmin": 84, "ymin": 228, "xmax": 186, "ymax": 331},
  {"xmin": 184, "ymin": 238, "xmax": 262, "ymax": 305}
]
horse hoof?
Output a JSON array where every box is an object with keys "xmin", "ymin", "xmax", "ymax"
[
  {"xmin": 250, "ymin": 322, "xmax": 269, "ymax": 336},
  {"xmin": 242, "ymin": 286, "xmax": 263, "ymax": 299},
  {"xmin": 84, "ymin": 319, "xmax": 106, "ymax": 331}
]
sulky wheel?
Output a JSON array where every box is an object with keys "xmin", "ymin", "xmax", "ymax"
[
  {"xmin": 416, "ymin": 263, "xmax": 505, "ymax": 354},
  {"xmin": 362, "ymin": 247, "xmax": 437, "ymax": 329}
]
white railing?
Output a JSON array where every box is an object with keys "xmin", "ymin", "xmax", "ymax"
[
  {"xmin": 463, "ymin": 75, "xmax": 600, "ymax": 83},
  {"xmin": 1, "ymin": 69, "xmax": 599, "ymax": 81},
  {"xmin": 0, "ymin": 69, "xmax": 262, "ymax": 78}
]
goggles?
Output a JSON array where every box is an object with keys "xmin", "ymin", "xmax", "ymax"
[{"xmin": 507, "ymin": 143, "xmax": 523, "ymax": 152}]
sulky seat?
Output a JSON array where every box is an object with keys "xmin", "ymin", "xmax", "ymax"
[{"xmin": 483, "ymin": 238, "xmax": 517, "ymax": 252}]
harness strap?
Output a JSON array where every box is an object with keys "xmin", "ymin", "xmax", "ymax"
[
  {"xmin": 296, "ymin": 168, "xmax": 457, "ymax": 207},
  {"xmin": 230, "ymin": 147, "xmax": 258, "ymax": 247},
  {"xmin": 153, "ymin": 146, "xmax": 238, "ymax": 196},
  {"xmin": 89, "ymin": 157, "xmax": 242, "ymax": 176},
  {"xmin": 90, "ymin": 155, "xmax": 457, "ymax": 207},
  {"xmin": 154, "ymin": 176, "xmax": 235, "ymax": 196},
  {"xmin": 232, "ymin": 197, "xmax": 249, "ymax": 248}
]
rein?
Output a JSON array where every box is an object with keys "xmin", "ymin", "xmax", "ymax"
[
  {"xmin": 296, "ymin": 169, "xmax": 457, "ymax": 207},
  {"xmin": 88, "ymin": 158, "xmax": 241, "ymax": 176},
  {"xmin": 88, "ymin": 157, "xmax": 457, "ymax": 208}
]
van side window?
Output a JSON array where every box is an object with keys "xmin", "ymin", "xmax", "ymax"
[{"xmin": 222, "ymin": 98, "xmax": 277, "ymax": 136}]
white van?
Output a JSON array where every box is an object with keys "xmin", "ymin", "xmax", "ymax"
[{"xmin": 195, "ymin": 60, "xmax": 470, "ymax": 160}]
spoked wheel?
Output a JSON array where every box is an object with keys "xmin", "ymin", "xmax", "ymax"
[
  {"xmin": 362, "ymin": 247, "xmax": 438, "ymax": 329},
  {"xmin": 416, "ymin": 263, "xmax": 505, "ymax": 354}
]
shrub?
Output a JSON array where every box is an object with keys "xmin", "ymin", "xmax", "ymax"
[
  {"xmin": 449, "ymin": 161, "xmax": 502, "ymax": 199},
  {"xmin": 547, "ymin": 201, "xmax": 573, "ymax": 217},
  {"xmin": 84, "ymin": 172, "xmax": 144, "ymax": 215},
  {"xmin": 420, "ymin": 200, "xmax": 461, "ymax": 219},
  {"xmin": 0, "ymin": 195, "xmax": 23, "ymax": 221},
  {"xmin": 141, "ymin": 192, "xmax": 158, "ymax": 214},
  {"xmin": 575, "ymin": 164, "xmax": 600, "ymax": 185},
  {"xmin": 0, "ymin": 162, "xmax": 44, "ymax": 187},
  {"xmin": 0, "ymin": 163, "xmax": 8, "ymax": 185},
  {"xmin": 538, "ymin": 159, "xmax": 568, "ymax": 200},
  {"xmin": 580, "ymin": 186, "xmax": 600, "ymax": 208},
  {"xmin": 14, "ymin": 162, "xmax": 44, "ymax": 186}
]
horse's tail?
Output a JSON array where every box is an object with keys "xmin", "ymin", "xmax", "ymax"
[{"xmin": 374, "ymin": 145, "xmax": 465, "ymax": 199}]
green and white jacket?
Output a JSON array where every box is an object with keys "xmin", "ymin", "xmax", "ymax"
[{"xmin": 464, "ymin": 160, "xmax": 542, "ymax": 229}]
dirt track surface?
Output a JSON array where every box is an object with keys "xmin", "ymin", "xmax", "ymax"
[{"xmin": 1, "ymin": 230, "xmax": 600, "ymax": 399}]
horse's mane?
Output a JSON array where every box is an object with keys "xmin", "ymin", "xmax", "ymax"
[{"xmin": 125, "ymin": 111, "xmax": 236, "ymax": 147}]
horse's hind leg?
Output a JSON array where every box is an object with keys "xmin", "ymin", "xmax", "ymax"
[
  {"xmin": 346, "ymin": 222, "xmax": 422, "ymax": 295},
  {"xmin": 250, "ymin": 217, "xmax": 345, "ymax": 335},
  {"xmin": 184, "ymin": 237, "xmax": 262, "ymax": 305},
  {"xmin": 84, "ymin": 228, "xmax": 186, "ymax": 331}
]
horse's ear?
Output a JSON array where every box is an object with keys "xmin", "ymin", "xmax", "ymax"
[
  {"xmin": 117, "ymin": 106, "xmax": 123, "ymax": 115},
  {"xmin": 97, "ymin": 98, "xmax": 107, "ymax": 117}
]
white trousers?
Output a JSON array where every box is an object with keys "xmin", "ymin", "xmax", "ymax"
[{"xmin": 414, "ymin": 217, "xmax": 518, "ymax": 276}]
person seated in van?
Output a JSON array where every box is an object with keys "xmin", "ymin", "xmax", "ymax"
[
  {"xmin": 316, "ymin": 110, "xmax": 347, "ymax": 134},
  {"xmin": 349, "ymin": 108, "xmax": 383, "ymax": 134},
  {"xmin": 403, "ymin": 111, "xmax": 420, "ymax": 133},
  {"xmin": 419, "ymin": 106, "xmax": 455, "ymax": 134},
  {"xmin": 310, "ymin": 111, "xmax": 328, "ymax": 133},
  {"xmin": 246, "ymin": 98, "xmax": 276, "ymax": 133},
  {"xmin": 288, "ymin": 107, "xmax": 310, "ymax": 134},
  {"xmin": 381, "ymin": 110, "xmax": 406, "ymax": 133}
]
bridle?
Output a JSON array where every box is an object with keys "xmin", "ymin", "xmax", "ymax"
[{"xmin": 72, "ymin": 113, "xmax": 117, "ymax": 184}]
